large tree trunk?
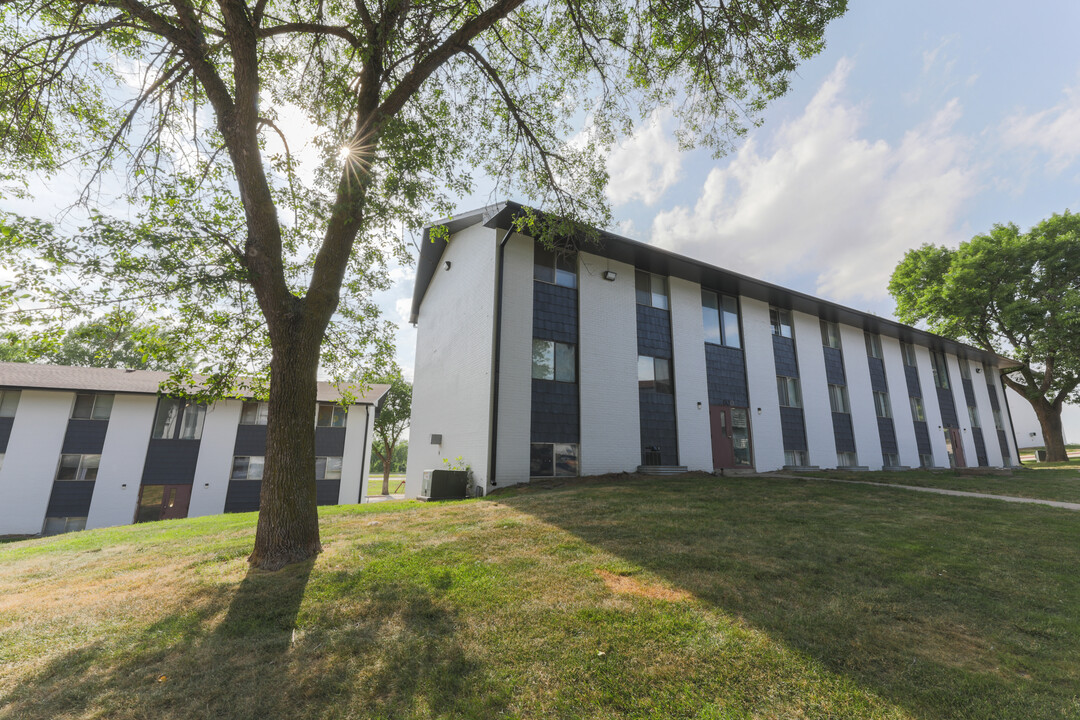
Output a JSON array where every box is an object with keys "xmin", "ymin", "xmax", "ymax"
[
  {"xmin": 1032, "ymin": 398, "xmax": 1069, "ymax": 462},
  {"xmin": 248, "ymin": 330, "xmax": 323, "ymax": 571}
]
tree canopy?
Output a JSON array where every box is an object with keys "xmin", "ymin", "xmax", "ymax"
[
  {"xmin": 1, "ymin": 0, "xmax": 847, "ymax": 568},
  {"xmin": 889, "ymin": 210, "xmax": 1080, "ymax": 461}
]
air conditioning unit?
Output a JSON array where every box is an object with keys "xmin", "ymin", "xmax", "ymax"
[{"xmin": 421, "ymin": 469, "xmax": 469, "ymax": 500}]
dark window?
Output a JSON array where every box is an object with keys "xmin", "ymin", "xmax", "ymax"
[
  {"xmin": 930, "ymin": 351, "xmax": 950, "ymax": 389},
  {"xmin": 72, "ymin": 393, "xmax": 114, "ymax": 420},
  {"xmin": 873, "ymin": 391, "xmax": 891, "ymax": 418},
  {"xmin": 56, "ymin": 453, "xmax": 100, "ymax": 481},
  {"xmin": 828, "ymin": 384, "xmax": 850, "ymax": 414},
  {"xmin": 702, "ymin": 290, "xmax": 740, "ymax": 347},
  {"xmin": 785, "ymin": 450, "xmax": 809, "ymax": 466},
  {"xmin": 769, "ymin": 308, "xmax": 793, "ymax": 338},
  {"xmin": 959, "ymin": 359, "xmax": 972, "ymax": 380},
  {"xmin": 900, "ymin": 342, "xmax": 918, "ymax": 367},
  {"xmin": 0, "ymin": 390, "xmax": 19, "ymax": 418},
  {"xmin": 820, "ymin": 321, "xmax": 841, "ymax": 349},
  {"xmin": 530, "ymin": 443, "xmax": 578, "ymax": 477},
  {"xmin": 968, "ymin": 406, "xmax": 981, "ymax": 428},
  {"xmin": 530, "ymin": 443, "xmax": 553, "ymax": 476},
  {"xmin": 240, "ymin": 401, "xmax": 268, "ymax": 425},
  {"xmin": 777, "ymin": 376, "xmax": 802, "ymax": 408},
  {"xmin": 635, "ymin": 270, "xmax": 668, "ymax": 310},
  {"xmin": 837, "ymin": 451, "xmax": 859, "ymax": 467},
  {"xmin": 534, "ymin": 245, "xmax": 577, "ymax": 288},
  {"xmin": 638, "ymin": 356, "xmax": 672, "ymax": 394},
  {"xmin": 883, "ymin": 452, "xmax": 900, "ymax": 467},
  {"xmin": 532, "ymin": 340, "xmax": 576, "ymax": 382},
  {"xmin": 910, "ymin": 396, "xmax": 926, "ymax": 421},
  {"xmin": 316, "ymin": 456, "xmax": 343, "ymax": 480},
  {"xmin": 316, "ymin": 403, "xmax": 347, "ymax": 427},
  {"xmin": 152, "ymin": 398, "xmax": 206, "ymax": 439},
  {"xmin": 42, "ymin": 516, "xmax": 86, "ymax": 535},
  {"xmin": 232, "ymin": 455, "xmax": 264, "ymax": 480},
  {"xmin": 865, "ymin": 333, "xmax": 883, "ymax": 359}
]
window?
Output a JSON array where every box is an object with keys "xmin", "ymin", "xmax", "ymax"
[
  {"xmin": 532, "ymin": 340, "xmax": 576, "ymax": 382},
  {"xmin": 919, "ymin": 453, "xmax": 934, "ymax": 469},
  {"xmin": 865, "ymin": 333, "xmax": 883, "ymax": 359},
  {"xmin": 56, "ymin": 454, "xmax": 100, "ymax": 481},
  {"xmin": 784, "ymin": 450, "xmax": 809, "ymax": 467},
  {"xmin": 42, "ymin": 516, "xmax": 86, "ymax": 536},
  {"xmin": 232, "ymin": 455, "xmax": 265, "ymax": 480},
  {"xmin": 240, "ymin": 401, "xmax": 269, "ymax": 425},
  {"xmin": 152, "ymin": 398, "xmax": 206, "ymax": 440},
  {"xmin": 820, "ymin": 320, "xmax": 841, "ymax": 349},
  {"xmin": 837, "ymin": 451, "xmax": 859, "ymax": 467},
  {"xmin": 0, "ymin": 390, "xmax": 20, "ymax": 418},
  {"xmin": 777, "ymin": 376, "xmax": 802, "ymax": 408},
  {"xmin": 968, "ymin": 406, "xmax": 981, "ymax": 428},
  {"xmin": 534, "ymin": 245, "xmax": 577, "ymax": 288},
  {"xmin": 909, "ymin": 396, "xmax": 926, "ymax": 421},
  {"xmin": 930, "ymin": 351, "xmax": 950, "ymax": 389},
  {"xmin": 702, "ymin": 291, "xmax": 741, "ymax": 348},
  {"xmin": 638, "ymin": 356, "xmax": 673, "ymax": 394},
  {"xmin": 635, "ymin": 270, "xmax": 668, "ymax": 310},
  {"xmin": 900, "ymin": 342, "xmax": 918, "ymax": 367},
  {"xmin": 530, "ymin": 443, "xmax": 578, "ymax": 477},
  {"xmin": 316, "ymin": 403, "xmax": 347, "ymax": 427},
  {"xmin": 873, "ymin": 391, "xmax": 892, "ymax": 418},
  {"xmin": 992, "ymin": 408, "xmax": 1004, "ymax": 430},
  {"xmin": 72, "ymin": 393, "xmax": 114, "ymax": 420},
  {"xmin": 943, "ymin": 429, "xmax": 956, "ymax": 468},
  {"xmin": 883, "ymin": 453, "xmax": 900, "ymax": 467},
  {"xmin": 959, "ymin": 360, "xmax": 972, "ymax": 380},
  {"xmin": 316, "ymin": 456, "xmax": 343, "ymax": 480},
  {"xmin": 828, "ymin": 384, "xmax": 850, "ymax": 414},
  {"xmin": 770, "ymin": 308, "xmax": 793, "ymax": 338}
]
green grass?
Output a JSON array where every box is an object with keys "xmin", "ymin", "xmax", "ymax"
[
  {"xmin": 367, "ymin": 472, "xmax": 406, "ymax": 495},
  {"xmin": 799, "ymin": 465, "xmax": 1080, "ymax": 503},
  {"xmin": 1, "ymin": 474, "xmax": 1078, "ymax": 719}
]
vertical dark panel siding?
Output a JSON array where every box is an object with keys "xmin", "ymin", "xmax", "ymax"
[
  {"xmin": 61, "ymin": 420, "xmax": 109, "ymax": 454},
  {"xmin": 46, "ymin": 482, "xmax": 96, "ymax": 517},
  {"xmin": 233, "ymin": 424, "xmax": 268, "ymax": 455},
  {"xmin": 823, "ymin": 347, "xmax": 846, "ymax": 385},
  {"xmin": 531, "ymin": 379, "xmax": 580, "ymax": 443},
  {"xmin": 972, "ymin": 427, "xmax": 989, "ymax": 466},
  {"xmin": 904, "ymin": 366, "xmax": 922, "ymax": 398},
  {"xmin": 937, "ymin": 387, "xmax": 959, "ymax": 428},
  {"xmin": 780, "ymin": 407, "xmax": 808, "ymax": 452},
  {"xmin": 141, "ymin": 439, "xmax": 201, "ymax": 484},
  {"xmin": 224, "ymin": 480, "xmax": 261, "ymax": 513},
  {"xmin": 639, "ymin": 391, "xmax": 679, "ymax": 465},
  {"xmin": 636, "ymin": 305, "xmax": 673, "ymax": 358},
  {"xmin": 986, "ymin": 383, "xmax": 1001, "ymax": 411},
  {"xmin": 772, "ymin": 336, "xmax": 799, "ymax": 378},
  {"xmin": 867, "ymin": 358, "xmax": 888, "ymax": 393},
  {"xmin": 832, "ymin": 413, "xmax": 856, "ymax": 453},
  {"xmin": 962, "ymin": 379, "xmax": 978, "ymax": 408},
  {"xmin": 0, "ymin": 417, "xmax": 13, "ymax": 453},
  {"xmin": 914, "ymin": 421, "xmax": 932, "ymax": 456},
  {"xmin": 704, "ymin": 345, "xmax": 749, "ymax": 407},
  {"xmin": 315, "ymin": 427, "xmax": 347, "ymax": 456},
  {"xmin": 997, "ymin": 429, "xmax": 1011, "ymax": 459},
  {"xmin": 316, "ymin": 479, "xmax": 340, "ymax": 506},
  {"xmin": 877, "ymin": 417, "xmax": 899, "ymax": 455},
  {"xmin": 533, "ymin": 281, "xmax": 578, "ymax": 344}
]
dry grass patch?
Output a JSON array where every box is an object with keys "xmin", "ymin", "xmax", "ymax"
[{"xmin": 595, "ymin": 569, "xmax": 693, "ymax": 603}]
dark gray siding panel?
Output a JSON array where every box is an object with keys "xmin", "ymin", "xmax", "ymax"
[
  {"xmin": 773, "ymin": 336, "xmax": 799, "ymax": 378},
  {"xmin": 998, "ymin": 429, "xmax": 1011, "ymax": 459},
  {"xmin": 533, "ymin": 281, "xmax": 578, "ymax": 344},
  {"xmin": 962, "ymin": 378, "xmax": 977, "ymax": 408},
  {"xmin": 224, "ymin": 480, "xmax": 261, "ymax": 513},
  {"xmin": 62, "ymin": 419, "xmax": 109, "ymax": 455},
  {"xmin": 141, "ymin": 439, "xmax": 201, "ymax": 484},
  {"xmin": 914, "ymin": 421, "xmax": 932, "ymax": 456},
  {"xmin": 832, "ymin": 412, "xmax": 856, "ymax": 453},
  {"xmin": 531, "ymin": 379, "xmax": 579, "ymax": 443},
  {"xmin": 868, "ymin": 358, "xmax": 888, "ymax": 393},
  {"xmin": 316, "ymin": 479, "xmax": 340, "ymax": 506},
  {"xmin": 904, "ymin": 366, "xmax": 922, "ymax": 398},
  {"xmin": 639, "ymin": 391, "xmax": 678, "ymax": 465},
  {"xmin": 972, "ymin": 427, "xmax": 989, "ymax": 467},
  {"xmin": 878, "ymin": 417, "xmax": 898, "ymax": 455},
  {"xmin": 46, "ymin": 482, "xmax": 95, "ymax": 517},
  {"xmin": 233, "ymin": 425, "xmax": 268, "ymax": 455},
  {"xmin": 0, "ymin": 417, "xmax": 12, "ymax": 453},
  {"xmin": 315, "ymin": 428, "xmax": 347, "ymax": 457},
  {"xmin": 704, "ymin": 345, "xmax": 748, "ymax": 407},
  {"xmin": 937, "ymin": 387, "xmax": 959, "ymax": 427},
  {"xmin": 636, "ymin": 305, "xmax": 672, "ymax": 358},
  {"xmin": 780, "ymin": 406, "xmax": 807, "ymax": 452},
  {"xmin": 823, "ymin": 347, "xmax": 846, "ymax": 385},
  {"xmin": 987, "ymin": 384, "xmax": 1001, "ymax": 411}
]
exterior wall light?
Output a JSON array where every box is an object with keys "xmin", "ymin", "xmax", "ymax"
[
  {"xmin": 444, "ymin": 261, "xmax": 452, "ymax": 271},
  {"xmin": 602, "ymin": 270, "xmax": 617, "ymax": 281}
]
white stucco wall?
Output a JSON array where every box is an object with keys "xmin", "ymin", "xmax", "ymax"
[
  {"xmin": 792, "ymin": 312, "xmax": 836, "ymax": 468},
  {"xmin": 86, "ymin": 394, "xmax": 156, "ymax": 530},
  {"xmin": 0, "ymin": 390, "xmax": 72, "ymax": 535},
  {"xmin": 579, "ymin": 253, "xmax": 641, "ymax": 475},
  {"xmin": 945, "ymin": 353, "xmax": 979, "ymax": 467},
  {"xmin": 879, "ymin": 335, "xmax": 921, "ymax": 468},
  {"xmin": 493, "ymin": 232, "xmax": 534, "ymax": 487},
  {"xmin": 740, "ymin": 297, "xmax": 784, "ymax": 471},
  {"xmin": 913, "ymin": 345, "xmax": 951, "ymax": 468},
  {"xmin": 187, "ymin": 399, "xmax": 242, "ymax": 518},
  {"xmin": 839, "ymin": 324, "xmax": 883, "ymax": 469},
  {"xmin": 669, "ymin": 277, "xmax": 712, "ymax": 471},
  {"xmin": 341, "ymin": 404, "xmax": 370, "ymax": 504},
  {"xmin": 406, "ymin": 223, "xmax": 497, "ymax": 496}
]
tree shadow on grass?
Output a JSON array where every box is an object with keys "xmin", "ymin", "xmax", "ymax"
[{"xmin": 2, "ymin": 556, "xmax": 508, "ymax": 719}]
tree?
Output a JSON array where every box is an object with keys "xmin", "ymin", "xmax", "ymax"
[
  {"xmin": 46, "ymin": 310, "xmax": 181, "ymax": 370},
  {"xmin": 889, "ymin": 211, "xmax": 1080, "ymax": 462},
  {"xmin": 1, "ymin": 0, "xmax": 847, "ymax": 569},
  {"xmin": 370, "ymin": 374, "xmax": 411, "ymax": 495}
]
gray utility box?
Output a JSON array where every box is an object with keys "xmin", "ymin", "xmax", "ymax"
[{"xmin": 421, "ymin": 469, "xmax": 469, "ymax": 500}]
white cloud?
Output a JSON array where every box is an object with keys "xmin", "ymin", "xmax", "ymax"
[
  {"xmin": 394, "ymin": 297, "xmax": 412, "ymax": 325},
  {"xmin": 650, "ymin": 59, "xmax": 976, "ymax": 304},
  {"xmin": 606, "ymin": 110, "xmax": 682, "ymax": 206},
  {"xmin": 1000, "ymin": 84, "xmax": 1080, "ymax": 175}
]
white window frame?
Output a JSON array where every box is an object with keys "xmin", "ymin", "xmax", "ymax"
[
  {"xmin": 532, "ymin": 339, "xmax": 577, "ymax": 383},
  {"xmin": 55, "ymin": 453, "xmax": 101, "ymax": 482},
  {"xmin": 316, "ymin": 403, "xmax": 347, "ymax": 428}
]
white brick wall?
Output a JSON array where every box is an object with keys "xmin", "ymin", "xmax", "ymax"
[
  {"xmin": 740, "ymin": 297, "xmax": 784, "ymax": 471},
  {"xmin": 579, "ymin": 253, "xmax": 641, "ymax": 474},
  {"xmin": 792, "ymin": 312, "xmax": 836, "ymax": 468},
  {"xmin": 840, "ymin": 324, "xmax": 883, "ymax": 469},
  {"xmin": 406, "ymin": 223, "xmax": 497, "ymax": 496},
  {"xmin": 669, "ymin": 277, "xmax": 712, "ymax": 471},
  {"xmin": 187, "ymin": 399, "xmax": 242, "ymax": 518},
  {"xmin": 913, "ymin": 345, "xmax": 951, "ymax": 467},
  {"xmin": 0, "ymin": 390, "xmax": 72, "ymax": 535},
  {"xmin": 880, "ymin": 335, "xmax": 921, "ymax": 468},
  {"xmin": 493, "ymin": 232, "xmax": 534, "ymax": 488},
  {"xmin": 86, "ymin": 394, "xmax": 156, "ymax": 529}
]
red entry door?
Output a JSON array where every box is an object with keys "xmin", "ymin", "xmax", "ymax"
[
  {"xmin": 950, "ymin": 428, "xmax": 966, "ymax": 468},
  {"xmin": 136, "ymin": 484, "xmax": 192, "ymax": 523},
  {"xmin": 711, "ymin": 405, "xmax": 735, "ymax": 469}
]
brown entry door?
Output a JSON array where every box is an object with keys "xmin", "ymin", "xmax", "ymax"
[
  {"xmin": 711, "ymin": 405, "xmax": 736, "ymax": 469},
  {"xmin": 950, "ymin": 428, "xmax": 966, "ymax": 468},
  {"xmin": 135, "ymin": 484, "xmax": 192, "ymax": 523}
]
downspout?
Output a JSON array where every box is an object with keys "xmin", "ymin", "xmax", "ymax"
[
  {"xmin": 998, "ymin": 368, "xmax": 1023, "ymax": 466},
  {"xmin": 487, "ymin": 228, "xmax": 511, "ymax": 491}
]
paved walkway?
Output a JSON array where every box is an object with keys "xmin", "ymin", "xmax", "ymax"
[
  {"xmin": 365, "ymin": 493, "xmax": 406, "ymax": 504},
  {"xmin": 767, "ymin": 474, "xmax": 1080, "ymax": 511}
]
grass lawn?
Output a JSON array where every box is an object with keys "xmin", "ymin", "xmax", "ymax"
[
  {"xmin": 1, "ymin": 474, "xmax": 1078, "ymax": 719},
  {"xmin": 797, "ymin": 464, "xmax": 1080, "ymax": 503},
  {"xmin": 366, "ymin": 472, "xmax": 406, "ymax": 495}
]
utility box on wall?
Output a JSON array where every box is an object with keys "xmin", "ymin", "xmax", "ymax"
[{"xmin": 421, "ymin": 469, "xmax": 468, "ymax": 500}]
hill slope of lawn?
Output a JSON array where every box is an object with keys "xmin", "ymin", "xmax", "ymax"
[{"xmin": 1, "ymin": 474, "xmax": 1078, "ymax": 720}]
